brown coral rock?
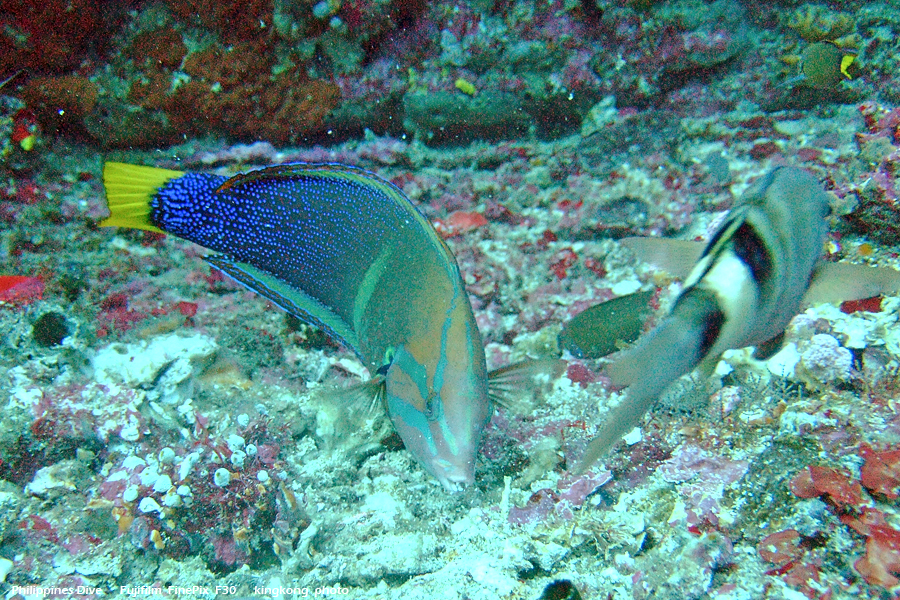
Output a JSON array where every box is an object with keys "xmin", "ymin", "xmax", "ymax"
[
  {"xmin": 20, "ymin": 75, "xmax": 99, "ymax": 125},
  {"xmin": 182, "ymin": 42, "xmax": 272, "ymax": 89},
  {"xmin": 143, "ymin": 41, "xmax": 342, "ymax": 144},
  {"xmin": 0, "ymin": 0, "xmax": 106, "ymax": 73},
  {"xmin": 164, "ymin": 0, "xmax": 272, "ymax": 44},
  {"xmin": 259, "ymin": 75, "xmax": 342, "ymax": 141},
  {"xmin": 127, "ymin": 29, "xmax": 188, "ymax": 70}
]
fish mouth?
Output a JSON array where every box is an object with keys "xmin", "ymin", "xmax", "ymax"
[
  {"xmin": 431, "ymin": 461, "xmax": 474, "ymax": 492},
  {"xmin": 435, "ymin": 472, "xmax": 469, "ymax": 493}
]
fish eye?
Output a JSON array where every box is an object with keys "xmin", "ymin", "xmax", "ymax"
[{"xmin": 377, "ymin": 347, "xmax": 397, "ymax": 376}]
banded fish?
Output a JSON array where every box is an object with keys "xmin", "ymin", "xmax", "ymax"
[
  {"xmin": 102, "ymin": 161, "xmax": 520, "ymax": 491},
  {"xmin": 575, "ymin": 166, "xmax": 900, "ymax": 470}
]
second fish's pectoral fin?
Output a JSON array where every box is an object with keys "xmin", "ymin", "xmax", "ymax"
[
  {"xmin": 488, "ymin": 359, "xmax": 565, "ymax": 411},
  {"xmin": 204, "ymin": 255, "xmax": 361, "ymax": 352},
  {"xmin": 621, "ymin": 237, "xmax": 706, "ymax": 280},
  {"xmin": 804, "ymin": 262, "xmax": 900, "ymax": 306}
]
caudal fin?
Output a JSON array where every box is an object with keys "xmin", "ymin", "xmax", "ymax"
[
  {"xmin": 100, "ymin": 162, "xmax": 185, "ymax": 233},
  {"xmin": 578, "ymin": 291, "xmax": 720, "ymax": 472}
]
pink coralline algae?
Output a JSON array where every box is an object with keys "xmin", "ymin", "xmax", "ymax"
[
  {"xmin": 564, "ymin": 361, "xmax": 600, "ymax": 387},
  {"xmin": 860, "ymin": 443, "xmax": 900, "ymax": 499},
  {"xmin": 850, "ymin": 516, "xmax": 900, "ymax": 590},
  {"xmin": 789, "ymin": 465, "xmax": 864, "ymax": 508},
  {"xmin": 659, "ymin": 445, "xmax": 749, "ymax": 487},
  {"xmin": 509, "ymin": 489, "xmax": 566, "ymax": 525},
  {"xmin": 757, "ymin": 526, "xmax": 840, "ymax": 599},
  {"xmin": 22, "ymin": 514, "xmax": 60, "ymax": 544},
  {"xmin": 26, "ymin": 383, "xmax": 143, "ymax": 445},
  {"xmin": 508, "ymin": 470, "xmax": 611, "ymax": 525},
  {"xmin": 843, "ymin": 102, "xmax": 900, "ymax": 244},
  {"xmin": 96, "ymin": 292, "xmax": 148, "ymax": 337},
  {"xmin": 556, "ymin": 470, "xmax": 613, "ymax": 506},
  {"xmin": 659, "ymin": 444, "xmax": 748, "ymax": 528},
  {"xmin": 586, "ymin": 0, "xmax": 747, "ymax": 108},
  {"xmin": 211, "ymin": 534, "xmax": 248, "ymax": 567},
  {"xmin": 785, "ymin": 446, "xmax": 900, "ymax": 591},
  {"xmin": 757, "ymin": 529, "xmax": 802, "ymax": 565},
  {"xmin": 0, "ymin": 275, "xmax": 44, "ymax": 306}
]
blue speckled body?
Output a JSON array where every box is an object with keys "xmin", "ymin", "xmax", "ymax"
[{"xmin": 148, "ymin": 164, "xmax": 490, "ymax": 489}]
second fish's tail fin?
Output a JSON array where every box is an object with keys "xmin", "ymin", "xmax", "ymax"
[
  {"xmin": 578, "ymin": 289, "xmax": 723, "ymax": 472},
  {"xmin": 100, "ymin": 162, "xmax": 185, "ymax": 233}
]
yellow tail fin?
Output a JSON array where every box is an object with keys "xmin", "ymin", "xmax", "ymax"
[{"xmin": 100, "ymin": 162, "xmax": 185, "ymax": 233}]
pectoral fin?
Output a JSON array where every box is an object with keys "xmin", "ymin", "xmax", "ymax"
[
  {"xmin": 319, "ymin": 375, "xmax": 387, "ymax": 414},
  {"xmin": 621, "ymin": 237, "xmax": 705, "ymax": 279},
  {"xmin": 488, "ymin": 359, "xmax": 565, "ymax": 411},
  {"xmin": 804, "ymin": 262, "xmax": 900, "ymax": 306}
]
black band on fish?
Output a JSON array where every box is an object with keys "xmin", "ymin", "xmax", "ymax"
[
  {"xmin": 699, "ymin": 305, "xmax": 726, "ymax": 358},
  {"xmin": 700, "ymin": 214, "xmax": 739, "ymax": 259},
  {"xmin": 731, "ymin": 221, "xmax": 773, "ymax": 287},
  {"xmin": 673, "ymin": 288, "xmax": 726, "ymax": 359}
]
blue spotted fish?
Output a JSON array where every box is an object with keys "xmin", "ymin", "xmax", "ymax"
[{"xmin": 102, "ymin": 162, "xmax": 503, "ymax": 491}]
